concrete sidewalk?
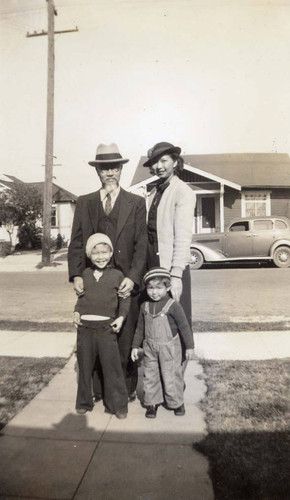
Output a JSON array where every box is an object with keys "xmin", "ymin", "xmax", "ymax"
[
  {"xmin": 0, "ymin": 355, "xmax": 213, "ymax": 499},
  {"xmin": 0, "ymin": 249, "xmax": 68, "ymax": 272},
  {"xmin": 0, "ymin": 329, "xmax": 290, "ymax": 498},
  {"xmin": 0, "ymin": 329, "xmax": 289, "ymax": 360}
]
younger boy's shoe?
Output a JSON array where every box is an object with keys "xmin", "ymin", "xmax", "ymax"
[
  {"xmin": 174, "ymin": 404, "xmax": 185, "ymax": 416},
  {"xmin": 76, "ymin": 408, "xmax": 87, "ymax": 415},
  {"xmin": 93, "ymin": 394, "xmax": 102, "ymax": 403},
  {"xmin": 115, "ymin": 410, "xmax": 128, "ymax": 419},
  {"xmin": 145, "ymin": 405, "xmax": 157, "ymax": 418}
]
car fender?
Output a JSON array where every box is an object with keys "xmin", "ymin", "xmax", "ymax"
[
  {"xmin": 190, "ymin": 243, "xmax": 225, "ymax": 262},
  {"xmin": 270, "ymin": 239, "xmax": 290, "ymax": 257}
]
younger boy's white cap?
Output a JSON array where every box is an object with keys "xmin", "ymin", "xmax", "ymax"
[{"xmin": 86, "ymin": 233, "xmax": 113, "ymax": 258}]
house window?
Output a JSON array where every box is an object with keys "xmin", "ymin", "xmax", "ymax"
[
  {"xmin": 51, "ymin": 205, "xmax": 57, "ymax": 227},
  {"xmin": 241, "ymin": 191, "xmax": 271, "ymax": 217}
]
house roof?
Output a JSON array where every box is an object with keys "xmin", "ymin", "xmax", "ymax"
[
  {"xmin": 0, "ymin": 175, "xmax": 77, "ymax": 202},
  {"xmin": 131, "ymin": 153, "xmax": 290, "ymax": 188}
]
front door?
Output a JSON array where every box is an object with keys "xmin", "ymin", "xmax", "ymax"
[{"xmin": 197, "ymin": 196, "xmax": 216, "ymax": 233}]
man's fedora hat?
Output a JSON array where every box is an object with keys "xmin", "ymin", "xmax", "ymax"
[
  {"xmin": 89, "ymin": 143, "xmax": 129, "ymax": 167},
  {"xmin": 143, "ymin": 142, "xmax": 181, "ymax": 167}
]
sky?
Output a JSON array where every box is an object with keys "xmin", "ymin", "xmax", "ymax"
[{"xmin": 1, "ymin": 0, "xmax": 290, "ymax": 196}]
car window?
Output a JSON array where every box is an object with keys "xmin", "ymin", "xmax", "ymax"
[
  {"xmin": 253, "ymin": 220, "xmax": 273, "ymax": 231},
  {"xmin": 229, "ymin": 221, "xmax": 249, "ymax": 232},
  {"xmin": 274, "ymin": 220, "xmax": 288, "ymax": 230}
]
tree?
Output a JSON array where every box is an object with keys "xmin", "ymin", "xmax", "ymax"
[{"xmin": 0, "ymin": 184, "xmax": 43, "ymax": 249}]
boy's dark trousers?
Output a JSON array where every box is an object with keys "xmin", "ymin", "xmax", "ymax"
[
  {"xmin": 93, "ymin": 293, "xmax": 140, "ymax": 398},
  {"xmin": 76, "ymin": 320, "xmax": 128, "ymax": 414}
]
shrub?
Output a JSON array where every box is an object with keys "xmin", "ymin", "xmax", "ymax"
[{"xmin": 0, "ymin": 241, "xmax": 12, "ymax": 257}]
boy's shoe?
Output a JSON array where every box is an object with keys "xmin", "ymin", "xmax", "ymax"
[
  {"xmin": 174, "ymin": 404, "xmax": 185, "ymax": 416},
  {"xmin": 76, "ymin": 408, "xmax": 87, "ymax": 415},
  {"xmin": 128, "ymin": 391, "xmax": 137, "ymax": 402},
  {"xmin": 116, "ymin": 410, "xmax": 128, "ymax": 419},
  {"xmin": 145, "ymin": 405, "xmax": 157, "ymax": 418},
  {"xmin": 93, "ymin": 394, "xmax": 102, "ymax": 403}
]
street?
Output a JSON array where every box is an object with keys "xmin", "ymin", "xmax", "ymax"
[
  {"xmin": 1, "ymin": 265, "xmax": 290, "ymax": 325},
  {"xmin": 191, "ymin": 265, "xmax": 290, "ymax": 323}
]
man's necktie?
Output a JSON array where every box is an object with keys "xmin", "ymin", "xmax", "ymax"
[{"xmin": 104, "ymin": 193, "xmax": 112, "ymax": 215}]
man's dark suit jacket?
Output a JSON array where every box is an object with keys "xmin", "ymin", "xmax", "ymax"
[{"xmin": 68, "ymin": 188, "xmax": 148, "ymax": 288}]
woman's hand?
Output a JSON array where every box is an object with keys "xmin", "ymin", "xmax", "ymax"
[
  {"xmin": 73, "ymin": 311, "xmax": 82, "ymax": 328},
  {"xmin": 111, "ymin": 316, "xmax": 124, "ymax": 333},
  {"xmin": 185, "ymin": 348, "xmax": 195, "ymax": 360},
  {"xmin": 118, "ymin": 277, "xmax": 134, "ymax": 298},
  {"xmin": 131, "ymin": 348, "xmax": 139, "ymax": 362},
  {"xmin": 170, "ymin": 276, "xmax": 183, "ymax": 301}
]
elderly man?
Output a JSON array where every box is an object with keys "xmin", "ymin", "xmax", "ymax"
[{"xmin": 68, "ymin": 143, "xmax": 147, "ymax": 401}]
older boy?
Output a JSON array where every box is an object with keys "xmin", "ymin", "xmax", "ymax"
[{"xmin": 74, "ymin": 233, "xmax": 130, "ymax": 419}]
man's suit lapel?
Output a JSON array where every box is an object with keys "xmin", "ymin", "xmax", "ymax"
[
  {"xmin": 116, "ymin": 189, "xmax": 133, "ymax": 241},
  {"xmin": 88, "ymin": 191, "xmax": 101, "ymax": 232}
]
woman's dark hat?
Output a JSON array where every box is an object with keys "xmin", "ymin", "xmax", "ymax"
[
  {"xmin": 89, "ymin": 143, "xmax": 129, "ymax": 167},
  {"xmin": 143, "ymin": 142, "xmax": 181, "ymax": 167}
]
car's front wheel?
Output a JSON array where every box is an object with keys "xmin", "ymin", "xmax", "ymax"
[
  {"xmin": 190, "ymin": 248, "xmax": 204, "ymax": 270},
  {"xmin": 273, "ymin": 246, "xmax": 290, "ymax": 268}
]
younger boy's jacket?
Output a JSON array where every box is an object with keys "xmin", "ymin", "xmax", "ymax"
[
  {"xmin": 132, "ymin": 295, "xmax": 194, "ymax": 349},
  {"xmin": 75, "ymin": 266, "xmax": 130, "ymax": 319}
]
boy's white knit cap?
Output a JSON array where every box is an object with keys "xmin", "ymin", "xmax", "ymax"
[{"xmin": 85, "ymin": 233, "xmax": 113, "ymax": 258}]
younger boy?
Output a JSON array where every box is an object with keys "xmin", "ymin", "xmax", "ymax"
[
  {"xmin": 131, "ymin": 267, "xmax": 194, "ymax": 418},
  {"xmin": 74, "ymin": 233, "xmax": 130, "ymax": 419}
]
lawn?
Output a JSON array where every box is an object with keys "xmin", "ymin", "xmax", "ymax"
[
  {"xmin": 195, "ymin": 358, "xmax": 290, "ymax": 500},
  {"xmin": 0, "ymin": 356, "xmax": 68, "ymax": 430}
]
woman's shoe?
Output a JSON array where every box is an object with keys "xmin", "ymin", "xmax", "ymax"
[
  {"xmin": 174, "ymin": 404, "xmax": 185, "ymax": 416},
  {"xmin": 145, "ymin": 405, "xmax": 157, "ymax": 418},
  {"xmin": 128, "ymin": 391, "xmax": 137, "ymax": 402},
  {"xmin": 76, "ymin": 408, "xmax": 87, "ymax": 415}
]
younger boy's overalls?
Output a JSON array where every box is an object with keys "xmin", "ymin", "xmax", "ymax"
[{"xmin": 143, "ymin": 298, "xmax": 184, "ymax": 409}]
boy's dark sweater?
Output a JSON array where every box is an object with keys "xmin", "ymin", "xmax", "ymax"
[
  {"xmin": 132, "ymin": 294, "xmax": 194, "ymax": 349},
  {"xmin": 75, "ymin": 266, "xmax": 130, "ymax": 319}
]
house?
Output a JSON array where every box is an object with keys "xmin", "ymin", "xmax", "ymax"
[
  {"xmin": 129, "ymin": 153, "xmax": 290, "ymax": 234},
  {"xmin": 0, "ymin": 175, "xmax": 77, "ymax": 245}
]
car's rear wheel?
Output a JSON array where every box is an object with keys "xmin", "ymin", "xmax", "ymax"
[
  {"xmin": 273, "ymin": 246, "xmax": 290, "ymax": 268},
  {"xmin": 190, "ymin": 248, "xmax": 204, "ymax": 270}
]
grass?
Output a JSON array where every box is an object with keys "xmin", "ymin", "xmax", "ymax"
[
  {"xmin": 195, "ymin": 359, "xmax": 290, "ymax": 500},
  {"xmin": 0, "ymin": 320, "xmax": 74, "ymax": 331},
  {"xmin": 1, "ymin": 319, "xmax": 289, "ymax": 333},
  {"xmin": 0, "ymin": 356, "xmax": 68, "ymax": 430}
]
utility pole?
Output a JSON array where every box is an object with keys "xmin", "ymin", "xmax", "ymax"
[{"xmin": 27, "ymin": 1, "xmax": 78, "ymax": 265}]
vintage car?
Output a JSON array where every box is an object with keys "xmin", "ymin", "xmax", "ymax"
[{"xmin": 190, "ymin": 216, "xmax": 290, "ymax": 269}]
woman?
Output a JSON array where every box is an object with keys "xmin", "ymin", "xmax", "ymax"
[{"xmin": 143, "ymin": 141, "xmax": 196, "ymax": 328}]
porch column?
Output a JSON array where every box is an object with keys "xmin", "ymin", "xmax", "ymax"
[{"xmin": 220, "ymin": 183, "xmax": 224, "ymax": 232}]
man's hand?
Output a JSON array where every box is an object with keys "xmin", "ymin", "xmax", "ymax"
[
  {"xmin": 73, "ymin": 276, "xmax": 84, "ymax": 296},
  {"xmin": 185, "ymin": 348, "xmax": 195, "ymax": 360},
  {"xmin": 111, "ymin": 316, "xmax": 124, "ymax": 333},
  {"xmin": 73, "ymin": 311, "xmax": 82, "ymax": 328},
  {"xmin": 170, "ymin": 276, "xmax": 183, "ymax": 301},
  {"xmin": 118, "ymin": 277, "xmax": 134, "ymax": 298},
  {"xmin": 131, "ymin": 348, "xmax": 139, "ymax": 362}
]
